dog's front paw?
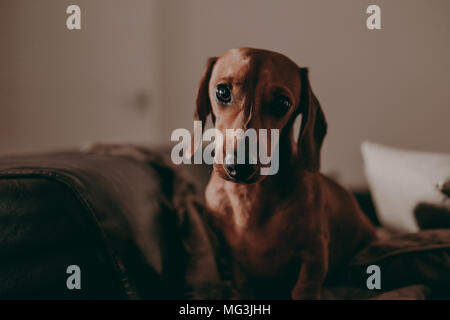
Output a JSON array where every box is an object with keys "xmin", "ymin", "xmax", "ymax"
[
  {"xmin": 291, "ymin": 287, "xmax": 321, "ymax": 300},
  {"xmin": 292, "ymin": 294, "xmax": 321, "ymax": 300}
]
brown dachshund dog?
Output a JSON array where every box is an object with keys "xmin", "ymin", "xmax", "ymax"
[{"xmin": 194, "ymin": 47, "xmax": 377, "ymax": 299}]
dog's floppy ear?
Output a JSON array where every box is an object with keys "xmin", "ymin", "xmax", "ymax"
[
  {"xmin": 297, "ymin": 67, "xmax": 327, "ymax": 172},
  {"xmin": 194, "ymin": 57, "xmax": 218, "ymax": 130},
  {"xmin": 186, "ymin": 57, "xmax": 217, "ymax": 159}
]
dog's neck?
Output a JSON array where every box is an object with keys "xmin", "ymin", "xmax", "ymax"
[{"xmin": 208, "ymin": 136, "xmax": 310, "ymax": 232}]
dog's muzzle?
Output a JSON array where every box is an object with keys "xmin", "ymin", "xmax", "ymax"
[{"xmin": 223, "ymin": 153, "xmax": 257, "ymax": 182}]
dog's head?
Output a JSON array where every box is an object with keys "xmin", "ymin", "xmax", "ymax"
[{"xmin": 194, "ymin": 47, "xmax": 327, "ymax": 183}]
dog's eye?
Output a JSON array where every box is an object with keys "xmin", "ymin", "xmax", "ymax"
[
  {"xmin": 271, "ymin": 95, "xmax": 291, "ymax": 117},
  {"xmin": 216, "ymin": 84, "xmax": 232, "ymax": 104}
]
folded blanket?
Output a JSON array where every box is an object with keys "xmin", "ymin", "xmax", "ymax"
[
  {"xmin": 78, "ymin": 143, "xmax": 231, "ymax": 299},
  {"xmin": 84, "ymin": 144, "xmax": 450, "ymax": 300}
]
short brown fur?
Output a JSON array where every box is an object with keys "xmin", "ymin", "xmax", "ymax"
[{"xmin": 195, "ymin": 48, "xmax": 376, "ymax": 299}]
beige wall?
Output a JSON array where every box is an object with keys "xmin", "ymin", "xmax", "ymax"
[
  {"xmin": 0, "ymin": 0, "xmax": 163, "ymax": 153},
  {"xmin": 1, "ymin": 0, "xmax": 449, "ymax": 187}
]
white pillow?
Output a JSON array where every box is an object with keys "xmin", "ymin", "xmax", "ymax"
[{"xmin": 361, "ymin": 141, "xmax": 450, "ymax": 233}]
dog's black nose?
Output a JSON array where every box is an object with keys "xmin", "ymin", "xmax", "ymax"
[
  {"xmin": 224, "ymin": 163, "xmax": 237, "ymax": 177},
  {"xmin": 224, "ymin": 153, "xmax": 256, "ymax": 181}
]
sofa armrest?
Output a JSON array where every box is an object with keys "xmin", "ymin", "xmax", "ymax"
[{"xmin": 0, "ymin": 152, "xmax": 187, "ymax": 299}]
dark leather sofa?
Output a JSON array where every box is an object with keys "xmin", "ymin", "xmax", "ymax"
[
  {"xmin": 4, "ymin": 148, "xmax": 440, "ymax": 300},
  {"xmin": 0, "ymin": 150, "xmax": 202, "ymax": 299}
]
